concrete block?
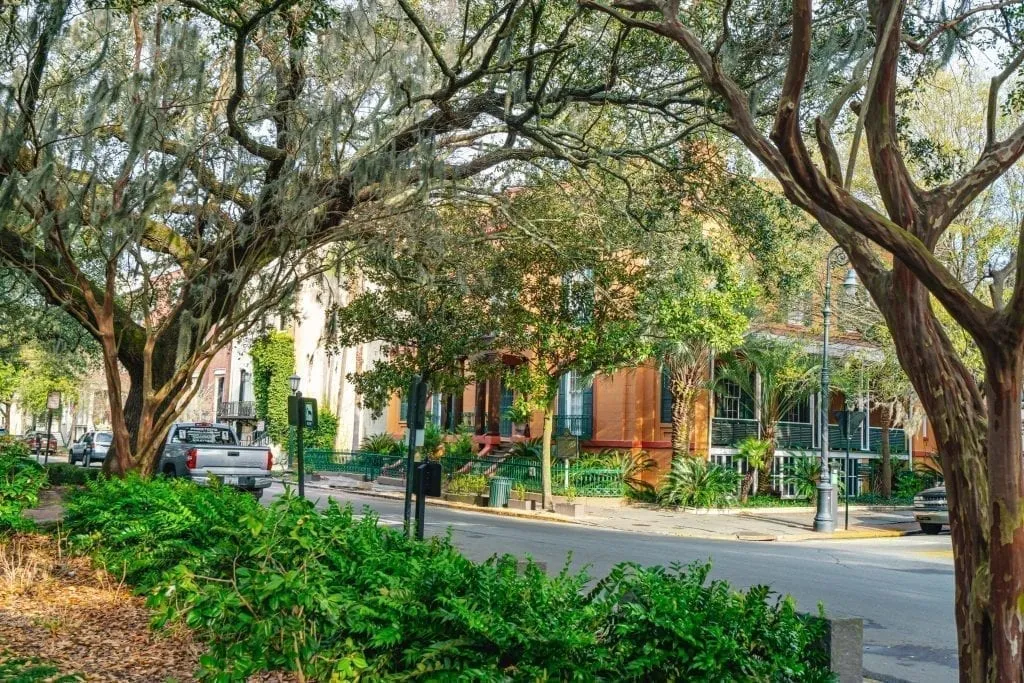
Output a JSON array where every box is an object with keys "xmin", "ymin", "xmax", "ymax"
[{"xmin": 809, "ymin": 615, "xmax": 863, "ymax": 683}]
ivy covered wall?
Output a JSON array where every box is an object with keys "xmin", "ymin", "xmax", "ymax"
[{"xmin": 251, "ymin": 331, "xmax": 295, "ymax": 447}]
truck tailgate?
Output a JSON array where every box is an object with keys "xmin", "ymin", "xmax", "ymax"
[{"xmin": 191, "ymin": 446, "xmax": 270, "ymax": 477}]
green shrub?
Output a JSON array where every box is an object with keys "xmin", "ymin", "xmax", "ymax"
[
  {"xmin": 783, "ymin": 455, "xmax": 845, "ymax": 500},
  {"xmin": 508, "ymin": 437, "xmax": 541, "ymax": 459},
  {"xmin": 64, "ymin": 475, "xmax": 262, "ymax": 590},
  {"xmin": 446, "ymin": 473, "xmax": 488, "ymax": 495},
  {"xmin": 0, "ymin": 437, "xmax": 31, "ymax": 459},
  {"xmin": 360, "ymin": 432, "xmax": 401, "ymax": 455},
  {"xmin": 658, "ymin": 457, "xmax": 739, "ymax": 509},
  {"xmin": 443, "ymin": 431, "xmax": 475, "ymax": 458},
  {"xmin": 65, "ymin": 477, "xmax": 833, "ymax": 682},
  {"xmin": 421, "ymin": 421, "xmax": 443, "ymax": 459},
  {"xmin": 0, "ymin": 454, "xmax": 46, "ymax": 533},
  {"xmin": 45, "ymin": 463, "xmax": 101, "ymax": 486}
]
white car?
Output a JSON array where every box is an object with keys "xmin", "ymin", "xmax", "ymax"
[
  {"xmin": 913, "ymin": 486, "xmax": 948, "ymax": 534},
  {"xmin": 69, "ymin": 431, "xmax": 113, "ymax": 467}
]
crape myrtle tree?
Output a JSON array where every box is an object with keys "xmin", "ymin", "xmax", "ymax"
[
  {"xmin": 581, "ymin": 0, "xmax": 1024, "ymax": 676},
  {"xmin": 0, "ymin": 0, "xmax": 709, "ymax": 474}
]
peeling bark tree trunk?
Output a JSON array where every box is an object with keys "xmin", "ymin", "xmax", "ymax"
[{"xmin": 884, "ymin": 267, "xmax": 1023, "ymax": 682}]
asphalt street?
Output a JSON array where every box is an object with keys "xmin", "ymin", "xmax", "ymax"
[{"xmin": 265, "ymin": 482, "xmax": 956, "ymax": 683}]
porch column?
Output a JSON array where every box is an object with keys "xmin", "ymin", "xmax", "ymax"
[
  {"xmin": 474, "ymin": 382, "xmax": 486, "ymax": 435},
  {"xmin": 486, "ymin": 375, "xmax": 501, "ymax": 436}
]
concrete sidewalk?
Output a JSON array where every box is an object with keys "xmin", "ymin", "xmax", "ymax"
[{"xmin": 291, "ymin": 473, "xmax": 920, "ymax": 542}]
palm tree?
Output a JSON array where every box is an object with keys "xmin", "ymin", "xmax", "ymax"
[
  {"xmin": 716, "ymin": 336, "xmax": 819, "ymax": 495},
  {"xmin": 660, "ymin": 341, "xmax": 712, "ymax": 457},
  {"xmin": 735, "ymin": 437, "xmax": 770, "ymax": 502}
]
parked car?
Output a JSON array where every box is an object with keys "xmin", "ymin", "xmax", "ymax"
[
  {"xmin": 913, "ymin": 486, "xmax": 948, "ymax": 534},
  {"xmin": 23, "ymin": 431, "xmax": 58, "ymax": 455},
  {"xmin": 69, "ymin": 431, "xmax": 113, "ymax": 467},
  {"xmin": 159, "ymin": 422, "xmax": 273, "ymax": 498}
]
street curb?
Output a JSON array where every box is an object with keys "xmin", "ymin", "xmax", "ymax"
[
  {"xmin": 281, "ymin": 478, "xmax": 918, "ymax": 541},
  {"xmin": 289, "ymin": 480, "xmax": 585, "ymax": 527}
]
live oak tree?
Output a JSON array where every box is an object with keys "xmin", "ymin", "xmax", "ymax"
[
  {"xmin": 0, "ymin": 0, "xmax": 705, "ymax": 474},
  {"xmin": 582, "ymin": 0, "xmax": 1024, "ymax": 676}
]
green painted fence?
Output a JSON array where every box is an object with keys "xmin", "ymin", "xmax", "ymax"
[{"xmin": 304, "ymin": 449, "xmax": 626, "ymax": 496}]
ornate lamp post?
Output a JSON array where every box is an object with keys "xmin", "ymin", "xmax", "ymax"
[
  {"xmin": 289, "ymin": 374, "xmax": 304, "ymax": 499},
  {"xmin": 814, "ymin": 246, "xmax": 858, "ymax": 533}
]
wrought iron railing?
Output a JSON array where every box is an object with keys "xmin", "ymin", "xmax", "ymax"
[
  {"xmin": 303, "ymin": 450, "xmax": 405, "ymax": 480},
  {"xmin": 217, "ymin": 401, "xmax": 256, "ymax": 419},
  {"xmin": 553, "ymin": 414, "xmax": 592, "ymax": 439}
]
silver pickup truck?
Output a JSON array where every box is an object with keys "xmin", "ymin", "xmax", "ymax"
[{"xmin": 159, "ymin": 422, "xmax": 273, "ymax": 498}]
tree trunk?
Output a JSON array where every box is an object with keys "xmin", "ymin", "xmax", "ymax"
[
  {"xmin": 541, "ymin": 398, "xmax": 555, "ymax": 511},
  {"xmin": 879, "ymin": 408, "xmax": 892, "ymax": 499},
  {"xmin": 670, "ymin": 386, "xmax": 695, "ymax": 457},
  {"xmin": 739, "ymin": 470, "xmax": 755, "ymax": 503},
  {"xmin": 882, "ymin": 265, "xmax": 1023, "ymax": 682},
  {"xmin": 758, "ymin": 426, "xmax": 776, "ymax": 495}
]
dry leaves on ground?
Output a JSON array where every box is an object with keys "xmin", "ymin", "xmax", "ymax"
[
  {"xmin": 0, "ymin": 533, "xmax": 298, "ymax": 682},
  {"xmin": 0, "ymin": 533, "xmax": 202, "ymax": 682}
]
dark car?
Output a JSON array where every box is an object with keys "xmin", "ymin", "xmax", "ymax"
[{"xmin": 23, "ymin": 431, "xmax": 58, "ymax": 455}]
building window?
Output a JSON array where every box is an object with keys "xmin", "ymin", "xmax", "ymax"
[
  {"xmin": 216, "ymin": 377, "xmax": 225, "ymax": 406},
  {"xmin": 715, "ymin": 380, "xmax": 754, "ymax": 420},
  {"xmin": 238, "ymin": 370, "xmax": 249, "ymax": 402},
  {"xmin": 400, "ymin": 394, "xmax": 409, "ymax": 422},
  {"xmin": 563, "ymin": 269, "xmax": 594, "ymax": 322},
  {"xmin": 660, "ymin": 368, "xmax": 673, "ymax": 423},
  {"xmin": 781, "ymin": 396, "xmax": 811, "ymax": 423}
]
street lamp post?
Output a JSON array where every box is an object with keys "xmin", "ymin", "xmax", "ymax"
[
  {"xmin": 814, "ymin": 246, "xmax": 858, "ymax": 533},
  {"xmin": 289, "ymin": 374, "xmax": 304, "ymax": 500}
]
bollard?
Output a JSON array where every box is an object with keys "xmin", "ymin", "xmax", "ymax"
[{"xmin": 807, "ymin": 615, "xmax": 863, "ymax": 683}]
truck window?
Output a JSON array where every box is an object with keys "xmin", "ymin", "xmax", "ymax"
[
  {"xmin": 95, "ymin": 432, "xmax": 113, "ymax": 445},
  {"xmin": 170, "ymin": 426, "xmax": 237, "ymax": 445}
]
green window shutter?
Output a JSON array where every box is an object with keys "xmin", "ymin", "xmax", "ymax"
[{"xmin": 660, "ymin": 368, "xmax": 673, "ymax": 423}]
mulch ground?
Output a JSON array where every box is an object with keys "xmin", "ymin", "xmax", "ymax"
[{"xmin": 0, "ymin": 534, "xmax": 292, "ymax": 682}]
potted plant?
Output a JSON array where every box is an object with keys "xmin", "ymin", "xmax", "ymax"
[
  {"xmin": 507, "ymin": 482, "xmax": 535, "ymax": 510},
  {"xmin": 554, "ymin": 485, "xmax": 585, "ymax": 517},
  {"xmin": 504, "ymin": 400, "xmax": 532, "ymax": 438}
]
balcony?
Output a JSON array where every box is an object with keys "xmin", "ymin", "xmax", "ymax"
[
  {"xmin": 711, "ymin": 417, "xmax": 907, "ymax": 454},
  {"xmin": 217, "ymin": 401, "xmax": 256, "ymax": 420},
  {"xmin": 554, "ymin": 414, "xmax": 592, "ymax": 440}
]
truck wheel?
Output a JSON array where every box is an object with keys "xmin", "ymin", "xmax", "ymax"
[
  {"xmin": 920, "ymin": 523, "xmax": 942, "ymax": 535},
  {"xmin": 69, "ymin": 450, "xmax": 76, "ymax": 465},
  {"xmin": 247, "ymin": 489, "xmax": 264, "ymax": 500}
]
